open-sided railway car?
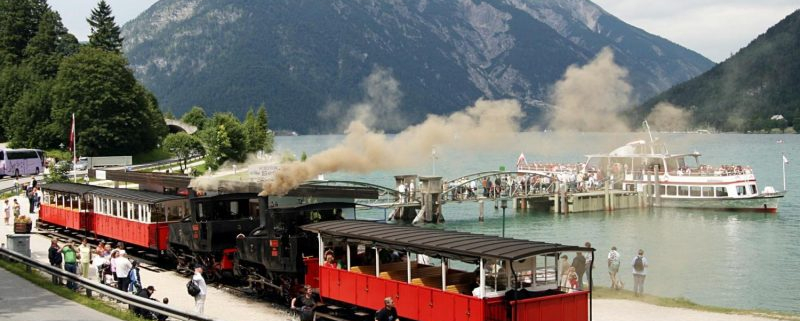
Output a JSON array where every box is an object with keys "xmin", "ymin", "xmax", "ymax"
[
  {"xmin": 87, "ymin": 188, "xmax": 187, "ymax": 251},
  {"xmin": 302, "ymin": 221, "xmax": 594, "ymax": 321},
  {"xmin": 39, "ymin": 183, "xmax": 106, "ymax": 232},
  {"xmin": 168, "ymin": 193, "xmax": 262, "ymax": 280}
]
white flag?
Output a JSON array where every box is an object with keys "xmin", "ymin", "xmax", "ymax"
[{"xmin": 783, "ymin": 155, "xmax": 789, "ymax": 164}]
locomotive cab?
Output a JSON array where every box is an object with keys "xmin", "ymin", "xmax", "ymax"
[
  {"xmin": 236, "ymin": 202, "xmax": 354, "ymax": 288},
  {"xmin": 168, "ymin": 192, "xmax": 262, "ymax": 277}
]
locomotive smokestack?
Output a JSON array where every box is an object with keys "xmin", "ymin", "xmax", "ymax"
[{"xmin": 258, "ymin": 196, "xmax": 269, "ymax": 227}]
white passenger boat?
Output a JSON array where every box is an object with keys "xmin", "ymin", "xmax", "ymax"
[{"xmin": 584, "ymin": 136, "xmax": 784, "ymax": 212}]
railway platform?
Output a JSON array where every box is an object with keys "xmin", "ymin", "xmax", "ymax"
[{"xmin": 0, "ymin": 199, "xmax": 290, "ymax": 321}]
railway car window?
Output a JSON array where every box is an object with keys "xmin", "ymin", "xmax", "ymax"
[
  {"xmin": 122, "ymin": 202, "xmax": 129, "ymax": 219},
  {"xmin": 112, "ymin": 200, "xmax": 118, "ymax": 216},
  {"xmin": 230, "ymin": 201, "xmax": 239, "ymax": 216},
  {"xmin": 716, "ymin": 187, "xmax": 728, "ymax": 197},
  {"xmin": 197, "ymin": 203, "xmax": 205, "ymax": 220}
]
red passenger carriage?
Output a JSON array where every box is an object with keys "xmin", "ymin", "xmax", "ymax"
[
  {"xmin": 87, "ymin": 188, "xmax": 188, "ymax": 251},
  {"xmin": 302, "ymin": 221, "xmax": 593, "ymax": 321},
  {"xmin": 39, "ymin": 183, "xmax": 106, "ymax": 232}
]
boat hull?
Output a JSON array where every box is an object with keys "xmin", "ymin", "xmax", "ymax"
[{"xmin": 655, "ymin": 194, "xmax": 783, "ymax": 212}]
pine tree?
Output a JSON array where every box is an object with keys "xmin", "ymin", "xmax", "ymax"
[
  {"xmin": 0, "ymin": 0, "xmax": 48, "ymax": 65},
  {"xmin": 23, "ymin": 10, "xmax": 77, "ymax": 77},
  {"xmin": 86, "ymin": 0, "xmax": 123, "ymax": 53}
]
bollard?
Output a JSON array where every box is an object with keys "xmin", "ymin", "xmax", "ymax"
[{"xmin": 478, "ymin": 200, "xmax": 484, "ymax": 222}]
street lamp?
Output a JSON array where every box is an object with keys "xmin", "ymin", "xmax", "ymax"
[
  {"xmin": 500, "ymin": 197, "xmax": 508, "ymax": 238},
  {"xmin": 431, "ymin": 148, "xmax": 437, "ymax": 175}
]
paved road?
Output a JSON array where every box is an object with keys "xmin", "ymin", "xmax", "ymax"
[{"xmin": 0, "ymin": 267, "xmax": 121, "ymax": 321}]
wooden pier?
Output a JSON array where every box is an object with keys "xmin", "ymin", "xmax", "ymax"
[{"xmin": 514, "ymin": 190, "xmax": 640, "ymax": 214}]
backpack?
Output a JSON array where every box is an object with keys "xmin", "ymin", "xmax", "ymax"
[
  {"xmin": 634, "ymin": 256, "xmax": 644, "ymax": 272},
  {"xmin": 187, "ymin": 280, "xmax": 200, "ymax": 297}
]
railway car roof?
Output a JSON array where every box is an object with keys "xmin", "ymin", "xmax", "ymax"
[
  {"xmin": 88, "ymin": 188, "xmax": 185, "ymax": 203},
  {"xmin": 40, "ymin": 183, "xmax": 106, "ymax": 196},
  {"xmin": 302, "ymin": 220, "xmax": 590, "ymax": 261}
]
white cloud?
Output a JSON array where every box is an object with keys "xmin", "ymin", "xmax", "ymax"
[
  {"xmin": 49, "ymin": 0, "xmax": 158, "ymax": 42},
  {"xmin": 594, "ymin": 0, "xmax": 799, "ymax": 62}
]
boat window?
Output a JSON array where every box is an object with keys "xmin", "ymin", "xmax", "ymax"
[
  {"xmin": 750, "ymin": 185, "xmax": 757, "ymax": 195},
  {"xmin": 690, "ymin": 186, "xmax": 701, "ymax": 197},
  {"xmin": 736, "ymin": 186, "xmax": 746, "ymax": 196},
  {"xmin": 716, "ymin": 187, "xmax": 728, "ymax": 197},
  {"xmin": 658, "ymin": 185, "xmax": 666, "ymax": 195},
  {"xmin": 678, "ymin": 186, "xmax": 689, "ymax": 196},
  {"xmin": 667, "ymin": 185, "xmax": 677, "ymax": 195},
  {"xmin": 625, "ymin": 184, "xmax": 635, "ymax": 192},
  {"xmin": 702, "ymin": 187, "xmax": 713, "ymax": 197}
]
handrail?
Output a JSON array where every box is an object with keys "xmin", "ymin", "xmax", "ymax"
[{"xmin": 0, "ymin": 246, "xmax": 218, "ymax": 321}]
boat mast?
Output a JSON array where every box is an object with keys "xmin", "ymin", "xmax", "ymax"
[{"xmin": 642, "ymin": 120, "xmax": 655, "ymax": 154}]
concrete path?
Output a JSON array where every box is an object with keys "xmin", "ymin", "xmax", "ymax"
[{"xmin": 0, "ymin": 268, "xmax": 121, "ymax": 321}]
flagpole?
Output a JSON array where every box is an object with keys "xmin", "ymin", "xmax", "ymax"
[
  {"xmin": 783, "ymin": 153, "xmax": 786, "ymax": 192},
  {"xmin": 72, "ymin": 113, "xmax": 77, "ymax": 183}
]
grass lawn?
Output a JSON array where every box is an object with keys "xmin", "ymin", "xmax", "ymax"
[
  {"xmin": 0, "ymin": 258, "xmax": 151, "ymax": 321},
  {"xmin": 133, "ymin": 148, "xmax": 173, "ymax": 164}
]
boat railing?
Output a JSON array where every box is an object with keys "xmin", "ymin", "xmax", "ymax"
[{"xmin": 626, "ymin": 165, "xmax": 753, "ymax": 179}]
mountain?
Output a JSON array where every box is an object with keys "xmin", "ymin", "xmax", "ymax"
[
  {"xmin": 121, "ymin": 0, "xmax": 713, "ymax": 133},
  {"xmin": 639, "ymin": 10, "xmax": 800, "ymax": 132}
]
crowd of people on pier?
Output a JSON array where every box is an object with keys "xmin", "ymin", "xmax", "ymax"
[{"xmin": 439, "ymin": 171, "xmax": 607, "ymax": 202}]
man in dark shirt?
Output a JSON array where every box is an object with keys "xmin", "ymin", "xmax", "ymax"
[
  {"xmin": 375, "ymin": 297, "xmax": 398, "ymax": 321},
  {"xmin": 47, "ymin": 239, "xmax": 62, "ymax": 285},
  {"xmin": 572, "ymin": 252, "xmax": 587, "ymax": 290}
]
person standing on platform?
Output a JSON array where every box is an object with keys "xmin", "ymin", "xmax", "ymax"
[
  {"xmin": 558, "ymin": 254, "xmax": 570, "ymax": 288},
  {"xmin": 12, "ymin": 199, "xmax": 20, "ymax": 219},
  {"xmin": 607, "ymin": 246, "xmax": 621, "ymax": 290},
  {"xmin": 48, "ymin": 239, "xmax": 63, "ymax": 285},
  {"xmin": 3, "ymin": 199, "xmax": 9, "ymax": 225},
  {"xmin": 192, "ymin": 265, "xmax": 207, "ymax": 315},
  {"xmin": 584, "ymin": 242, "xmax": 593, "ymax": 287},
  {"xmin": 375, "ymin": 297, "xmax": 398, "ymax": 321},
  {"xmin": 78, "ymin": 238, "xmax": 92, "ymax": 279},
  {"xmin": 115, "ymin": 253, "xmax": 133, "ymax": 292},
  {"xmin": 571, "ymin": 252, "xmax": 586, "ymax": 290},
  {"xmin": 632, "ymin": 249, "xmax": 649, "ymax": 296},
  {"xmin": 61, "ymin": 241, "xmax": 78, "ymax": 290}
]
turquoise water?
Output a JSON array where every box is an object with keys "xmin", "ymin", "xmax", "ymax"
[{"xmin": 275, "ymin": 132, "xmax": 800, "ymax": 313}]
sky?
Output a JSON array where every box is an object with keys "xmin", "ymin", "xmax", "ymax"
[{"xmin": 49, "ymin": 0, "xmax": 798, "ymax": 63}]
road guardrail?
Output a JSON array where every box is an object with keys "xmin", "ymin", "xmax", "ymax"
[{"xmin": 0, "ymin": 246, "xmax": 218, "ymax": 321}]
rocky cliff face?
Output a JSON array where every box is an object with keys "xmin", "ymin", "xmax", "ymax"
[{"xmin": 122, "ymin": 0, "xmax": 713, "ymax": 133}]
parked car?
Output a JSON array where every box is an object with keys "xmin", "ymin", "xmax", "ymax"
[
  {"xmin": 74, "ymin": 157, "xmax": 89, "ymax": 170},
  {"xmin": 55, "ymin": 160, "xmax": 73, "ymax": 171}
]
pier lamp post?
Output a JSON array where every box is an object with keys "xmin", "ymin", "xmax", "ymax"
[{"xmin": 500, "ymin": 197, "xmax": 508, "ymax": 238}]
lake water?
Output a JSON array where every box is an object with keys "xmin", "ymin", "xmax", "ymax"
[{"xmin": 274, "ymin": 132, "xmax": 800, "ymax": 314}]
